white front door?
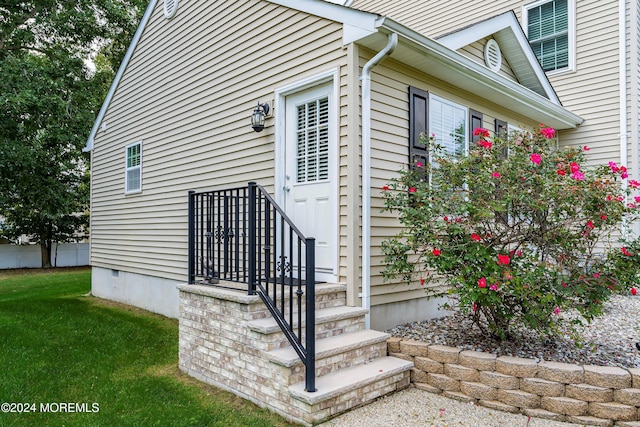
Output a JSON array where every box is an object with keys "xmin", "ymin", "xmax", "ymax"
[{"xmin": 283, "ymin": 83, "xmax": 337, "ymax": 281}]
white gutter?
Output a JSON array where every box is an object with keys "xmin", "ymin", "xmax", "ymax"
[
  {"xmin": 360, "ymin": 32, "xmax": 397, "ymax": 329},
  {"xmin": 619, "ymin": 0, "xmax": 629, "ymax": 235},
  {"xmin": 83, "ymin": 0, "xmax": 159, "ymax": 152},
  {"xmin": 375, "ymin": 17, "xmax": 583, "ymax": 129}
]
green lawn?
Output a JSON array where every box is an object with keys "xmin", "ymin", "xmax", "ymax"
[{"xmin": 0, "ymin": 268, "xmax": 295, "ymax": 427}]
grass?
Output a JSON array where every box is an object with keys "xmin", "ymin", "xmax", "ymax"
[{"xmin": 0, "ymin": 268, "xmax": 296, "ymax": 427}]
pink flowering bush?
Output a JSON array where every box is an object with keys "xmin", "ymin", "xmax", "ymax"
[{"xmin": 382, "ymin": 126, "xmax": 640, "ymax": 339}]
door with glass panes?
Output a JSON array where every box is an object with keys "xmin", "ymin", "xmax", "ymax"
[{"xmin": 283, "ymin": 83, "xmax": 336, "ymax": 280}]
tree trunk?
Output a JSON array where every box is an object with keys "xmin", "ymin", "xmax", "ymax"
[
  {"xmin": 41, "ymin": 239, "xmax": 52, "ymax": 269},
  {"xmin": 40, "ymin": 222, "xmax": 53, "ymax": 269}
]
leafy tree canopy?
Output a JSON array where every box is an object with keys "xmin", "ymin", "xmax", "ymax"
[{"xmin": 0, "ymin": 0, "xmax": 147, "ymax": 266}]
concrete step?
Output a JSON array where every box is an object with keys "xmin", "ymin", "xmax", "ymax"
[
  {"xmin": 246, "ymin": 305, "xmax": 368, "ymax": 350},
  {"xmin": 266, "ymin": 329, "xmax": 390, "ymax": 384},
  {"xmin": 267, "ymin": 329, "xmax": 390, "ymax": 367},
  {"xmin": 247, "ymin": 305, "xmax": 368, "ymax": 334},
  {"xmin": 289, "ymin": 356, "xmax": 413, "ymax": 422},
  {"xmin": 213, "ymin": 280, "xmax": 347, "ymax": 310},
  {"xmin": 255, "ymin": 282, "xmax": 348, "ymax": 311}
]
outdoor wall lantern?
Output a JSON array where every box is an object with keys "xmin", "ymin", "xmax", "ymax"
[{"xmin": 251, "ymin": 102, "xmax": 270, "ymax": 132}]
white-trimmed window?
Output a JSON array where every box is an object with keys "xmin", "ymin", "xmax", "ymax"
[
  {"xmin": 125, "ymin": 141, "xmax": 142, "ymax": 194},
  {"xmin": 524, "ymin": 0, "xmax": 575, "ymax": 73},
  {"xmin": 429, "ymin": 94, "xmax": 468, "ymax": 157}
]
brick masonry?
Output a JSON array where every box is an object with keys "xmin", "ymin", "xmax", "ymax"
[
  {"xmin": 178, "ymin": 285, "xmax": 321, "ymax": 425},
  {"xmin": 391, "ymin": 339, "xmax": 640, "ymax": 425},
  {"xmin": 177, "ymin": 284, "xmax": 411, "ymax": 426}
]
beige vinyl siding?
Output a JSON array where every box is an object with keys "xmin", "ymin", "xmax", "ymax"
[
  {"xmin": 352, "ymin": 0, "xmax": 625, "ymax": 168},
  {"xmin": 458, "ymin": 38, "xmax": 519, "ymax": 82},
  {"xmin": 551, "ymin": 0, "xmax": 620, "ymax": 168},
  {"xmin": 90, "ymin": 0, "xmax": 348, "ymax": 281},
  {"xmin": 361, "ymin": 50, "xmax": 538, "ymax": 307},
  {"xmin": 351, "ymin": 0, "xmax": 524, "ymax": 38},
  {"xmin": 354, "ymin": 0, "xmax": 626, "ymax": 309}
]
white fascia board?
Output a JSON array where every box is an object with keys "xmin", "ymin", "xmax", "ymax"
[
  {"xmin": 267, "ymin": 0, "xmax": 378, "ymax": 44},
  {"xmin": 437, "ymin": 12, "xmax": 559, "ymax": 105},
  {"xmin": 376, "ymin": 17, "xmax": 582, "ymax": 128},
  {"xmin": 83, "ymin": 0, "xmax": 158, "ymax": 152},
  {"xmin": 438, "ymin": 12, "xmax": 515, "ymax": 50}
]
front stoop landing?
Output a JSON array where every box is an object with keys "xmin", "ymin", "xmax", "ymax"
[{"xmin": 178, "ymin": 283, "xmax": 413, "ymax": 426}]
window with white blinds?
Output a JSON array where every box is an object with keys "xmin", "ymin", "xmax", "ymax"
[
  {"xmin": 125, "ymin": 141, "xmax": 142, "ymax": 193},
  {"xmin": 429, "ymin": 94, "xmax": 467, "ymax": 157},
  {"xmin": 525, "ymin": 0, "xmax": 571, "ymax": 72},
  {"xmin": 296, "ymin": 97, "xmax": 329, "ymax": 183}
]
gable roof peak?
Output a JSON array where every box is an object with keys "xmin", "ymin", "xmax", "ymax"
[{"xmin": 436, "ymin": 11, "xmax": 559, "ymax": 103}]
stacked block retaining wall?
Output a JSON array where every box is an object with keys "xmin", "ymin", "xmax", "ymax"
[{"xmin": 389, "ymin": 338, "xmax": 640, "ymax": 427}]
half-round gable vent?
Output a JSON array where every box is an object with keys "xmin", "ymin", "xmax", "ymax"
[
  {"xmin": 484, "ymin": 39, "xmax": 502, "ymax": 72},
  {"xmin": 164, "ymin": 0, "xmax": 179, "ymax": 19}
]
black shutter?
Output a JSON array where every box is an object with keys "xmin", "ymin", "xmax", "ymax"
[
  {"xmin": 409, "ymin": 87, "xmax": 429, "ymax": 174},
  {"xmin": 469, "ymin": 109, "xmax": 483, "ymax": 144}
]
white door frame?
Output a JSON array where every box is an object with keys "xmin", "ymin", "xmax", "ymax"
[{"xmin": 274, "ymin": 68, "xmax": 340, "ymax": 282}]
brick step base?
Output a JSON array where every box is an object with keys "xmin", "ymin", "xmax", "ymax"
[
  {"xmin": 289, "ymin": 356, "xmax": 413, "ymax": 423},
  {"xmin": 178, "ymin": 283, "xmax": 413, "ymax": 426}
]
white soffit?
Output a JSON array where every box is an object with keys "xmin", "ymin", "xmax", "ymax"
[{"xmin": 269, "ymin": 0, "xmax": 378, "ymax": 44}]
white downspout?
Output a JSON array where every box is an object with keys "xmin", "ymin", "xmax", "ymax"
[
  {"xmin": 360, "ymin": 33, "xmax": 398, "ymax": 329},
  {"xmin": 619, "ymin": 0, "xmax": 629, "ymax": 235},
  {"xmin": 620, "ymin": 0, "xmax": 628, "ymax": 168}
]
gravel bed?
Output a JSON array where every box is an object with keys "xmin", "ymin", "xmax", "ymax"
[
  {"xmin": 388, "ymin": 294, "xmax": 640, "ymax": 368},
  {"xmin": 319, "ymin": 388, "xmax": 585, "ymax": 427},
  {"xmin": 320, "ymin": 295, "xmax": 640, "ymax": 427}
]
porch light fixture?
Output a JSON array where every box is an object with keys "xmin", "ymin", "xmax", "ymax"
[{"xmin": 251, "ymin": 102, "xmax": 270, "ymax": 132}]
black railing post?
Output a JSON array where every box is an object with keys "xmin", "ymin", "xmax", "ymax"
[
  {"xmin": 188, "ymin": 190, "xmax": 196, "ymax": 284},
  {"xmin": 248, "ymin": 182, "xmax": 257, "ymax": 296},
  {"xmin": 304, "ymin": 237, "xmax": 316, "ymax": 392}
]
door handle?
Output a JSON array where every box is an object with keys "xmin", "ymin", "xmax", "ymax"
[{"xmin": 283, "ymin": 186, "xmax": 290, "ymax": 192}]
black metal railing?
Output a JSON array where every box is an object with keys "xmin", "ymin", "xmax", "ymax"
[
  {"xmin": 188, "ymin": 182, "xmax": 317, "ymax": 392},
  {"xmin": 188, "ymin": 186, "xmax": 249, "ymax": 285}
]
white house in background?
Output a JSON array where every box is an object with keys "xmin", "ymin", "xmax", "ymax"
[{"xmin": 85, "ymin": 0, "xmax": 583, "ymax": 329}]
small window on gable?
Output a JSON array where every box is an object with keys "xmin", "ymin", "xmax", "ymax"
[
  {"xmin": 164, "ymin": 0, "xmax": 179, "ymax": 19},
  {"xmin": 524, "ymin": 0, "xmax": 574, "ymax": 73},
  {"xmin": 429, "ymin": 94, "xmax": 468, "ymax": 157},
  {"xmin": 125, "ymin": 141, "xmax": 142, "ymax": 194}
]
